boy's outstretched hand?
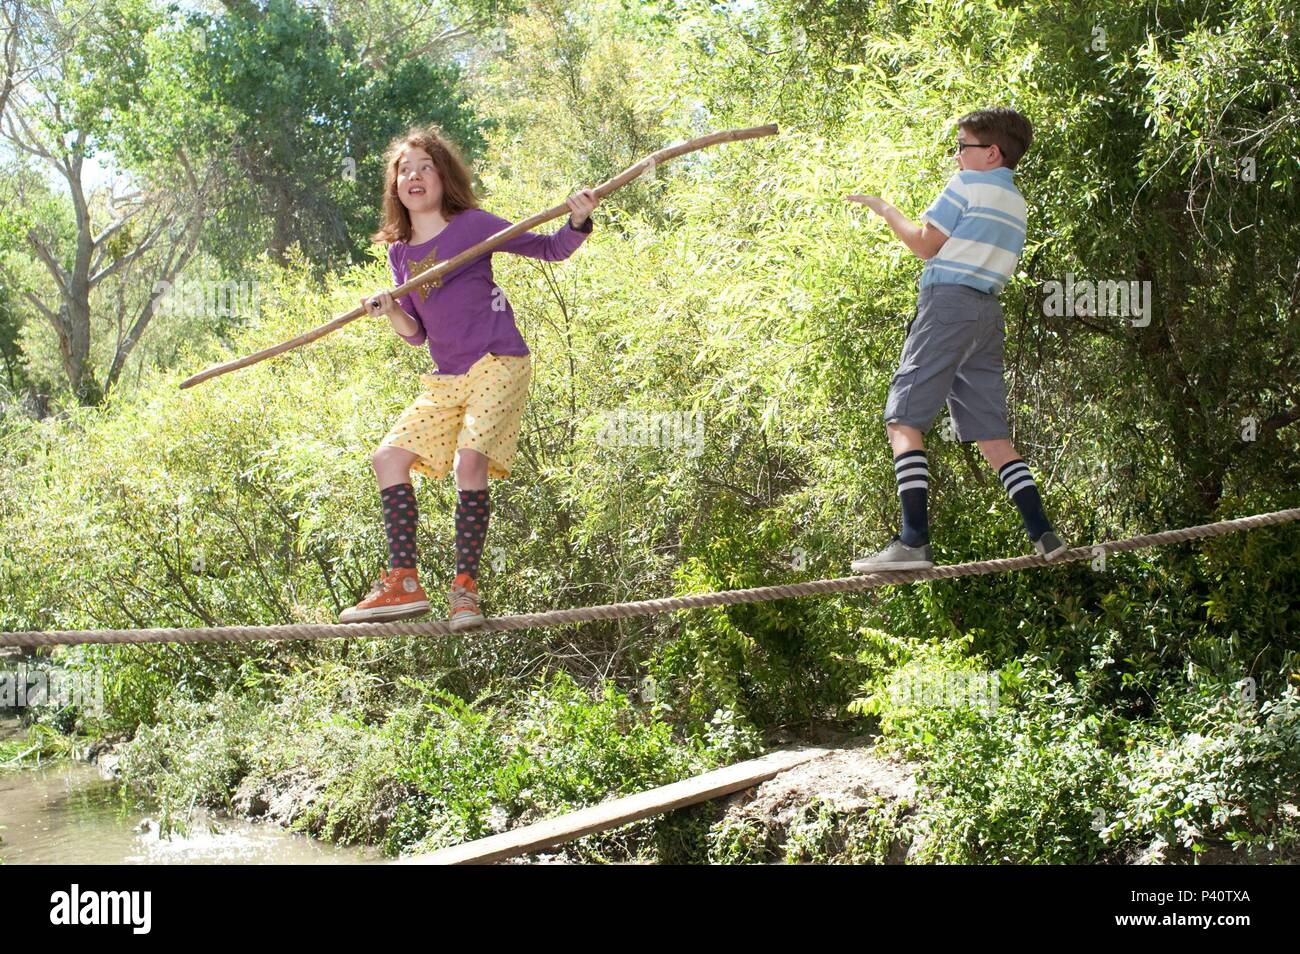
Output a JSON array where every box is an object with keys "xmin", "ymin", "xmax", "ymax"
[
  {"xmin": 847, "ymin": 193, "xmax": 889, "ymax": 216},
  {"xmin": 846, "ymin": 192, "xmax": 947, "ymax": 261}
]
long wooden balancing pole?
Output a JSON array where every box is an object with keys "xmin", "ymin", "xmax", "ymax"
[{"xmin": 179, "ymin": 124, "xmax": 779, "ymax": 389}]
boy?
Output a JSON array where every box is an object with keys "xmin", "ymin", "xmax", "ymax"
[{"xmin": 847, "ymin": 107, "xmax": 1067, "ymax": 572}]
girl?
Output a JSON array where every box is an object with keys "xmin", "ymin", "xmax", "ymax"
[{"xmin": 340, "ymin": 125, "xmax": 598, "ymax": 629}]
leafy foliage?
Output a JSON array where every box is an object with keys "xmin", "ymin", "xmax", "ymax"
[{"xmin": 3, "ymin": 0, "xmax": 1298, "ymax": 862}]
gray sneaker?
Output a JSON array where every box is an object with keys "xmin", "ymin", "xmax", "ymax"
[
  {"xmin": 851, "ymin": 535, "xmax": 934, "ymax": 573},
  {"xmin": 1034, "ymin": 530, "xmax": 1069, "ymax": 561}
]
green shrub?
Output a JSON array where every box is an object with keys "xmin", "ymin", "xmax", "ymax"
[
  {"xmin": 857, "ymin": 649, "xmax": 1125, "ymax": 863},
  {"xmin": 1110, "ymin": 680, "xmax": 1300, "ymax": 855}
]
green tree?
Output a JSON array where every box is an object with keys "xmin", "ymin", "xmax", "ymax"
[
  {"xmin": 2, "ymin": 0, "xmax": 212, "ymax": 405},
  {"xmin": 151, "ymin": 0, "xmax": 490, "ymax": 270}
]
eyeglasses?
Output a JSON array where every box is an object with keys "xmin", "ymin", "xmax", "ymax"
[{"xmin": 954, "ymin": 141, "xmax": 994, "ymax": 154}]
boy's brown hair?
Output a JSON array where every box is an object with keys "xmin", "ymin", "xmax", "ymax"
[
  {"xmin": 956, "ymin": 107, "xmax": 1033, "ymax": 169},
  {"xmin": 371, "ymin": 125, "xmax": 479, "ymax": 244}
]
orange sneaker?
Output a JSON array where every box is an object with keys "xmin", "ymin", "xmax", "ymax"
[
  {"xmin": 448, "ymin": 572, "xmax": 485, "ymax": 631},
  {"xmin": 339, "ymin": 568, "xmax": 431, "ymax": 623}
]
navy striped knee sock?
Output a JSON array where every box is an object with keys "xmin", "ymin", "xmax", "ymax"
[
  {"xmin": 998, "ymin": 458, "xmax": 1052, "ymax": 542},
  {"xmin": 895, "ymin": 449, "xmax": 929, "ymax": 547}
]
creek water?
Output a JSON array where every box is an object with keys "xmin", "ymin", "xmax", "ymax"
[{"xmin": 0, "ymin": 718, "xmax": 382, "ymax": 865}]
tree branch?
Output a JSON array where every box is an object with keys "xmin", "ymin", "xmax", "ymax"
[
  {"xmin": 88, "ymin": 217, "xmax": 163, "ymax": 286},
  {"xmin": 21, "ymin": 288, "xmax": 57, "ymax": 323},
  {"xmin": 24, "ymin": 228, "xmax": 70, "ymax": 295},
  {"xmin": 1262, "ymin": 405, "xmax": 1300, "ymax": 436}
]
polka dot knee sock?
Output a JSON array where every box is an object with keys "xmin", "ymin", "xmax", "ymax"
[
  {"xmin": 455, "ymin": 488, "xmax": 490, "ymax": 580},
  {"xmin": 380, "ymin": 482, "xmax": 418, "ymax": 569}
]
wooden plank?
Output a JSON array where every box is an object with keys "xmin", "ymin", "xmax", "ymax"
[{"xmin": 396, "ymin": 746, "xmax": 831, "ymax": 865}]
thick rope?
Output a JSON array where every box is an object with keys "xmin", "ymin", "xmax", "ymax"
[{"xmin": 3, "ymin": 508, "xmax": 1296, "ymax": 649}]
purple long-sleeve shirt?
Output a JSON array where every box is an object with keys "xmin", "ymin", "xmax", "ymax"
[{"xmin": 387, "ymin": 207, "xmax": 591, "ymax": 375}]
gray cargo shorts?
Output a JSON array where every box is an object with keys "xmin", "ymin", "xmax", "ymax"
[{"xmin": 884, "ymin": 282, "xmax": 1010, "ymax": 442}]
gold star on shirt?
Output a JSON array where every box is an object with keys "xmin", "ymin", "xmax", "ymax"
[{"xmin": 407, "ymin": 246, "xmax": 443, "ymax": 300}]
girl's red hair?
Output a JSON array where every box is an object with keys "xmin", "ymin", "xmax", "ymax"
[{"xmin": 371, "ymin": 125, "xmax": 479, "ymax": 244}]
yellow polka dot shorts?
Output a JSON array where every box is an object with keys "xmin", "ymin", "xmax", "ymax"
[{"xmin": 379, "ymin": 352, "xmax": 532, "ymax": 481}]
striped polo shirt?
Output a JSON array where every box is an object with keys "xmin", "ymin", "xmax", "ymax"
[{"xmin": 919, "ymin": 167, "xmax": 1026, "ymax": 295}]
